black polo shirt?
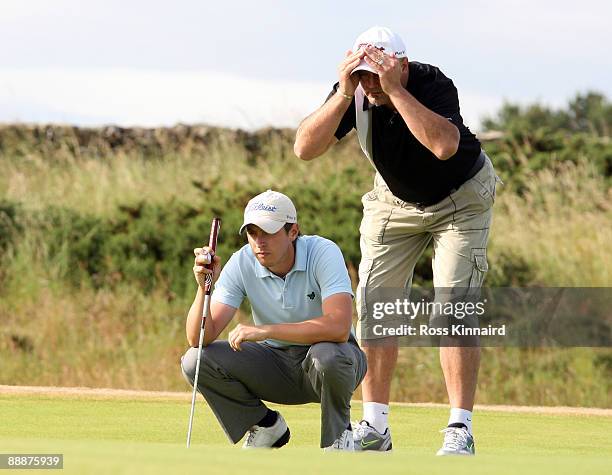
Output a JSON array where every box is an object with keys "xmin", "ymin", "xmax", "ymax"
[{"xmin": 330, "ymin": 61, "xmax": 481, "ymax": 205}]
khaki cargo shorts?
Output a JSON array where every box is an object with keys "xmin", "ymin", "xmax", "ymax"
[{"xmin": 356, "ymin": 153, "xmax": 500, "ymax": 340}]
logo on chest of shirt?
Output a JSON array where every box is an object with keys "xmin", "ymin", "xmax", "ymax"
[{"xmin": 307, "ymin": 292, "xmax": 316, "ymax": 300}]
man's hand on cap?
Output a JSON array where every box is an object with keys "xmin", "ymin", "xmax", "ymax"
[
  {"xmin": 337, "ymin": 49, "xmax": 364, "ymax": 98},
  {"xmin": 363, "ymin": 45, "xmax": 403, "ymax": 96}
]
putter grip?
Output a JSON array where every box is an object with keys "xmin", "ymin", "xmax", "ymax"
[{"xmin": 204, "ymin": 218, "xmax": 221, "ymax": 293}]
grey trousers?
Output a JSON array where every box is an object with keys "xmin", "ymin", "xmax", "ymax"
[{"xmin": 180, "ymin": 338, "xmax": 367, "ymax": 448}]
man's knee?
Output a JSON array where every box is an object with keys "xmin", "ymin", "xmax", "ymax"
[
  {"xmin": 180, "ymin": 346, "xmax": 200, "ymax": 383},
  {"xmin": 180, "ymin": 341, "xmax": 234, "ymax": 386},
  {"xmin": 307, "ymin": 343, "xmax": 354, "ymax": 379}
]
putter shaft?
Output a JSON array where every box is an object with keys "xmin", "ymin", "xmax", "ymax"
[
  {"xmin": 186, "ymin": 293, "xmax": 211, "ymax": 447},
  {"xmin": 186, "ymin": 217, "xmax": 220, "ymax": 448}
]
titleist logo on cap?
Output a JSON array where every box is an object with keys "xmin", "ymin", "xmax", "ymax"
[{"xmin": 247, "ymin": 203, "xmax": 278, "ymax": 212}]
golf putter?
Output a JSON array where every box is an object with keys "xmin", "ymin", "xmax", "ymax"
[{"xmin": 187, "ymin": 217, "xmax": 221, "ymax": 448}]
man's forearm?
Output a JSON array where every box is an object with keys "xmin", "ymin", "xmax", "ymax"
[
  {"xmin": 389, "ymin": 88, "xmax": 460, "ymax": 160},
  {"xmin": 294, "ymin": 92, "xmax": 351, "ymax": 160},
  {"xmin": 186, "ymin": 287, "xmax": 217, "ymax": 347},
  {"xmin": 261, "ymin": 314, "xmax": 351, "ymax": 344}
]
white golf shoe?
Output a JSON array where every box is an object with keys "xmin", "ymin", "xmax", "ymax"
[
  {"xmin": 242, "ymin": 412, "xmax": 290, "ymax": 449},
  {"xmin": 436, "ymin": 426, "xmax": 476, "ymax": 456},
  {"xmin": 352, "ymin": 420, "xmax": 392, "ymax": 451},
  {"xmin": 323, "ymin": 429, "xmax": 355, "ymax": 452}
]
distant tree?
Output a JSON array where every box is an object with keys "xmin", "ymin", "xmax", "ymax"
[
  {"xmin": 567, "ymin": 92, "xmax": 612, "ymax": 135},
  {"xmin": 483, "ymin": 91, "xmax": 611, "ymax": 137}
]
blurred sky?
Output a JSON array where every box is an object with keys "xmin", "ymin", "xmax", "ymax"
[{"xmin": 1, "ymin": 0, "xmax": 611, "ymax": 130}]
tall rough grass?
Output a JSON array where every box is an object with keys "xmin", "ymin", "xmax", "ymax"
[
  {"xmin": 0, "ymin": 127, "xmax": 367, "ymax": 217},
  {"xmin": 490, "ymin": 161, "xmax": 612, "ymax": 286}
]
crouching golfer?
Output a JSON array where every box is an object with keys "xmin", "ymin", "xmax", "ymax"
[{"xmin": 181, "ymin": 190, "xmax": 366, "ymax": 450}]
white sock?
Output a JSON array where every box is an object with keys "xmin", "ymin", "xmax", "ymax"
[
  {"xmin": 448, "ymin": 408, "xmax": 473, "ymax": 434},
  {"xmin": 362, "ymin": 402, "xmax": 389, "ymax": 434}
]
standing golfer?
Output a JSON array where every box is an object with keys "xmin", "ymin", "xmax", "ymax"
[
  {"xmin": 294, "ymin": 26, "xmax": 499, "ymax": 455},
  {"xmin": 181, "ymin": 190, "xmax": 366, "ymax": 451}
]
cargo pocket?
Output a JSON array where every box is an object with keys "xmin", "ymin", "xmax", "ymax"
[
  {"xmin": 359, "ymin": 189, "xmax": 392, "ymax": 244},
  {"xmin": 468, "ymin": 248, "xmax": 489, "ymax": 288},
  {"xmin": 473, "ymin": 176, "xmax": 494, "ymax": 205}
]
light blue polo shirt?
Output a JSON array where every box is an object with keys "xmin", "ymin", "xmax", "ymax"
[{"xmin": 212, "ymin": 235, "xmax": 354, "ymax": 347}]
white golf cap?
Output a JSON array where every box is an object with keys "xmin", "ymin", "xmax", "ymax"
[
  {"xmin": 351, "ymin": 26, "xmax": 407, "ymax": 74},
  {"xmin": 239, "ymin": 189, "xmax": 297, "ymax": 235}
]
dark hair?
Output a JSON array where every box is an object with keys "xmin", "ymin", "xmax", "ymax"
[{"xmin": 283, "ymin": 222, "xmax": 302, "ymax": 236}]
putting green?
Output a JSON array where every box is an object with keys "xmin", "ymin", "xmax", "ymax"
[{"xmin": 1, "ymin": 394, "xmax": 610, "ymax": 474}]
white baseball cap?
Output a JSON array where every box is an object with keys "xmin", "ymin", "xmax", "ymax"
[
  {"xmin": 239, "ymin": 190, "xmax": 298, "ymax": 235},
  {"xmin": 352, "ymin": 26, "xmax": 407, "ymax": 74}
]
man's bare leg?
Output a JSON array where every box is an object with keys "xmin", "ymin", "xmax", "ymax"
[
  {"xmin": 439, "ymin": 345, "xmax": 480, "ymax": 433},
  {"xmin": 440, "ymin": 345, "xmax": 480, "ymax": 410},
  {"xmin": 362, "ymin": 342, "xmax": 398, "ymax": 403},
  {"xmin": 360, "ymin": 339, "xmax": 398, "ymax": 435}
]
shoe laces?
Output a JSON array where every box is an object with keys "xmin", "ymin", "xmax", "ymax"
[
  {"xmin": 440, "ymin": 427, "xmax": 469, "ymax": 451},
  {"xmin": 331, "ymin": 437, "xmax": 343, "ymax": 449},
  {"xmin": 331, "ymin": 430, "xmax": 351, "ymax": 449},
  {"xmin": 245, "ymin": 426, "xmax": 260, "ymax": 446},
  {"xmin": 352, "ymin": 420, "xmax": 374, "ymax": 438}
]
